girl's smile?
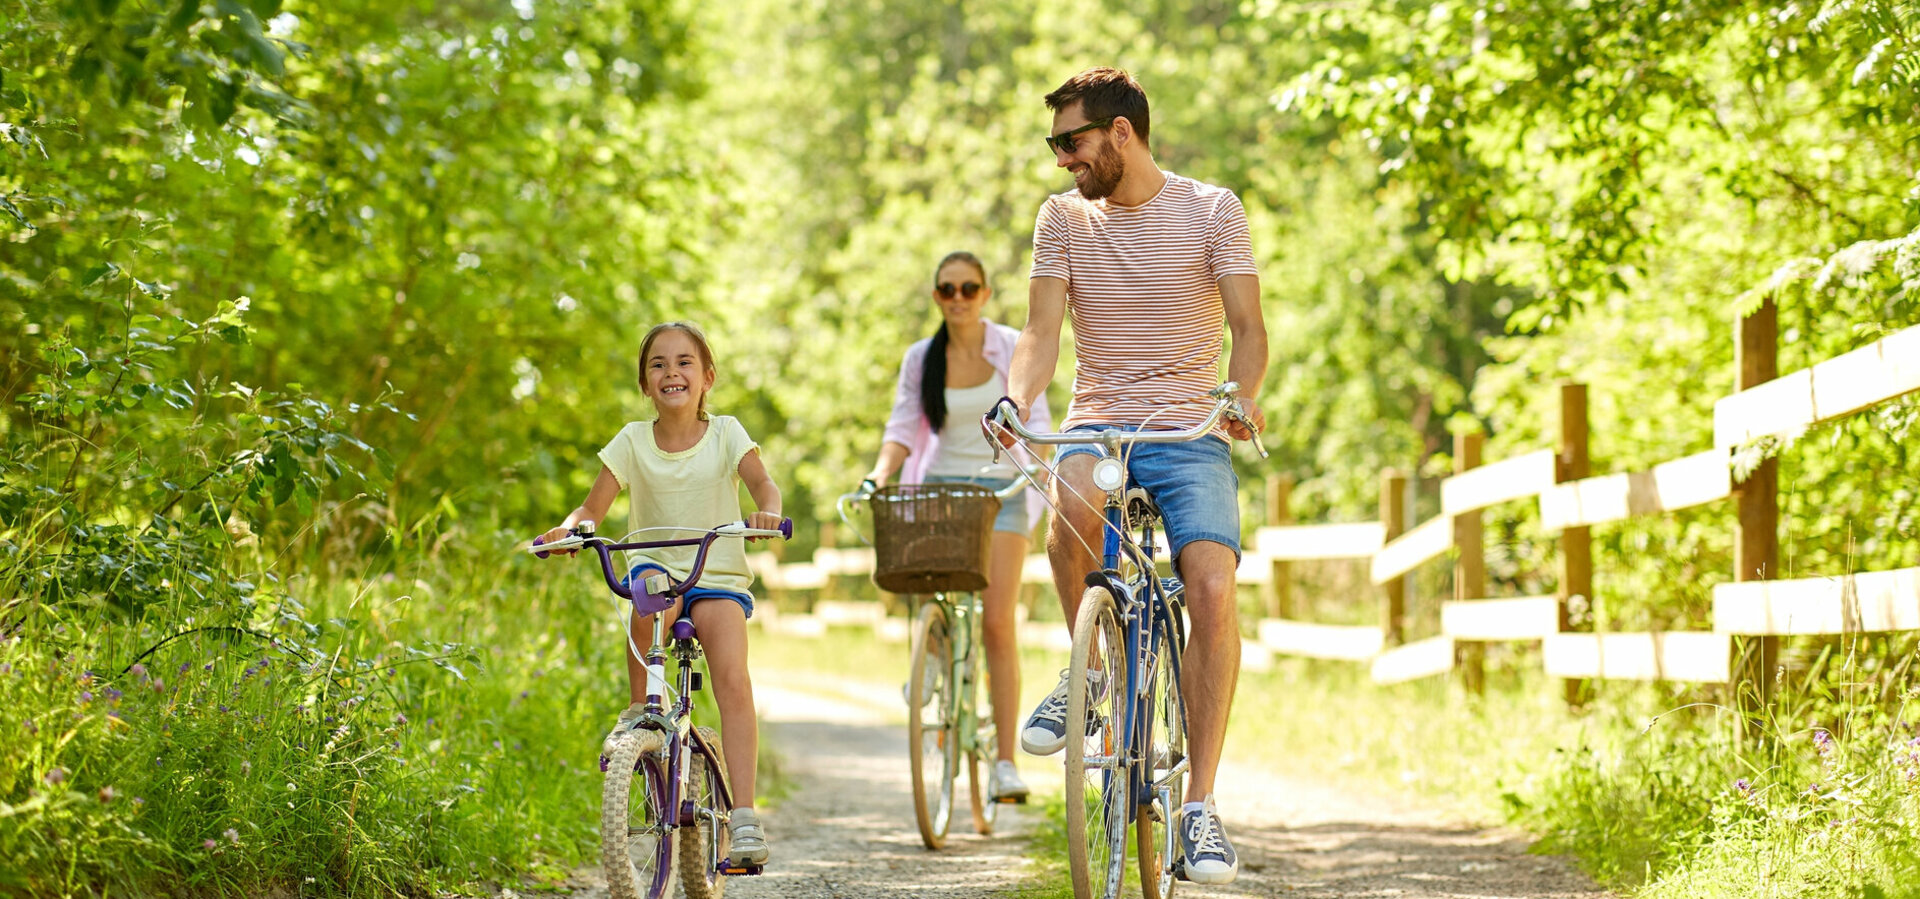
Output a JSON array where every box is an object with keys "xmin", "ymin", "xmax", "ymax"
[{"xmin": 644, "ymin": 330, "xmax": 715, "ymax": 415}]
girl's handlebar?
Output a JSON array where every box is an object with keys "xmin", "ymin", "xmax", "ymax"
[{"xmin": 526, "ymin": 518, "xmax": 793, "ymax": 602}]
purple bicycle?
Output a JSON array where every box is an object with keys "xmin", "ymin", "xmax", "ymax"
[{"xmin": 531, "ymin": 517, "xmax": 792, "ymax": 899}]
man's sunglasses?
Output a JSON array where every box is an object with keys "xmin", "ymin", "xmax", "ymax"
[
  {"xmin": 936, "ymin": 281, "xmax": 983, "ymax": 300},
  {"xmin": 1044, "ymin": 117, "xmax": 1115, "ymax": 155}
]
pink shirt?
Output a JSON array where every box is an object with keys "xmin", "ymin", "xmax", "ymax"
[{"xmin": 882, "ymin": 319, "xmax": 1053, "ymax": 532}]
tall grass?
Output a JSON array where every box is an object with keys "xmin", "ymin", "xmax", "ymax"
[{"xmin": 0, "ymin": 522, "xmax": 760, "ymax": 896}]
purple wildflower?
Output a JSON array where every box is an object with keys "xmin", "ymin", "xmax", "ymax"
[
  {"xmin": 132, "ymin": 797, "xmax": 144, "ymax": 807},
  {"xmin": 79, "ymin": 691, "xmax": 93, "ymax": 704},
  {"xmin": 178, "ymin": 661, "xmax": 191, "ymax": 675},
  {"xmin": 151, "ymin": 678, "xmax": 165, "ymax": 693},
  {"xmin": 1813, "ymin": 729, "xmax": 1834, "ymax": 756},
  {"xmin": 224, "ymin": 828, "xmax": 240, "ymax": 845},
  {"xmin": 394, "ymin": 713, "xmax": 408, "ymax": 725},
  {"xmin": 219, "ymin": 705, "xmax": 230, "ymax": 713},
  {"xmin": 104, "ymin": 687, "xmax": 122, "ymax": 701},
  {"xmin": 203, "ymin": 661, "xmax": 214, "ymax": 672},
  {"xmin": 202, "ymin": 839, "xmax": 217, "ymax": 851},
  {"xmin": 130, "ymin": 663, "xmax": 148, "ymax": 679},
  {"xmin": 1735, "ymin": 778, "xmax": 1751, "ymax": 795},
  {"xmin": 44, "ymin": 768, "xmax": 66, "ymax": 785}
]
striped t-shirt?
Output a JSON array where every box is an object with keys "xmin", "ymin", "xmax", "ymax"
[{"xmin": 1030, "ymin": 172, "xmax": 1259, "ymax": 431}]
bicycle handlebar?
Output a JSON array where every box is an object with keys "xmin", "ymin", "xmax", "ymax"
[
  {"xmin": 985, "ymin": 383, "xmax": 1268, "ymax": 459},
  {"xmin": 527, "ymin": 518, "xmax": 793, "ymax": 601}
]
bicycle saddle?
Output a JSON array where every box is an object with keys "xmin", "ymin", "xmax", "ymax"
[{"xmin": 1124, "ymin": 486, "xmax": 1162, "ymax": 532}]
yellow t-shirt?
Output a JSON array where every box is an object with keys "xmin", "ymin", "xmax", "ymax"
[{"xmin": 598, "ymin": 416, "xmax": 760, "ymax": 594}]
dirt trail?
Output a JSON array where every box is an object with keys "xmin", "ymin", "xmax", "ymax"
[{"xmin": 555, "ymin": 670, "xmax": 1614, "ymax": 898}]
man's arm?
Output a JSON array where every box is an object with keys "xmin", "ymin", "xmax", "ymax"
[
  {"xmin": 1219, "ymin": 273, "xmax": 1268, "ymax": 438},
  {"xmin": 1007, "ymin": 275, "xmax": 1068, "ymax": 426}
]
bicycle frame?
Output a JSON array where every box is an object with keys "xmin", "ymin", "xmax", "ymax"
[
  {"xmin": 985, "ymin": 385, "xmax": 1259, "ymax": 897},
  {"xmin": 534, "ymin": 518, "xmax": 791, "ymax": 879}
]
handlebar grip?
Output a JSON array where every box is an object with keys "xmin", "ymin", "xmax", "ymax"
[
  {"xmin": 532, "ymin": 535, "xmax": 550, "ymax": 559},
  {"xmin": 779, "ymin": 517, "xmax": 794, "ymax": 540}
]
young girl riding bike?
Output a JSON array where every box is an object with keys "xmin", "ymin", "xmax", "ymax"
[{"xmin": 538, "ymin": 321, "xmax": 784, "ymax": 866}]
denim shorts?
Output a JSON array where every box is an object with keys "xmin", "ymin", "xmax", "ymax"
[
  {"xmin": 923, "ymin": 474, "xmax": 1029, "ymax": 535},
  {"xmin": 623, "ymin": 563, "xmax": 755, "ymax": 619},
  {"xmin": 1055, "ymin": 426, "xmax": 1241, "ymax": 561}
]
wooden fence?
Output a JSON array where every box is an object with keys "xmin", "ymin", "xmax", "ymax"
[{"xmin": 754, "ymin": 304, "xmax": 1918, "ymax": 699}]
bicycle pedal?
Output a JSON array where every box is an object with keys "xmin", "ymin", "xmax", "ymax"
[{"xmin": 718, "ymin": 863, "xmax": 764, "ymax": 876}]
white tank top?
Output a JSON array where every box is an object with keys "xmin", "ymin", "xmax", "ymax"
[{"xmin": 926, "ymin": 376, "xmax": 1012, "ymax": 477}]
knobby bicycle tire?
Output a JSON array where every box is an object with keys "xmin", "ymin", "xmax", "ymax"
[
  {"xmin": 1065, "ymin": 585, "xmax": 1129, "ymax": 899},
  {"xmin": 679, "ymin": 725, "xmax": 730, "ymax": 899},
  {"xmin": 908, "ymin": 601, "xmax": 960, "ymax": 849},
  {"xmin": 602, "ymin": 728, "xmax": 677, "ymax": 899}
]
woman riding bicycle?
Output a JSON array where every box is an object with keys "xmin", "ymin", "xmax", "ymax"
[{"xmin": 861, "ymin": 250, "xmax": 1051, "ymax": 803}]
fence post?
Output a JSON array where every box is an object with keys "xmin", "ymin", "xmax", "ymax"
[
  {"xmin": 1558, "ymin": 383, "xmax": 1592, "ymax": 707},
  {"xmin": 1735, "ymin": 296, "xmax": 1780, "ymax": 730},
  {"xmin": 1453, "ymin": 432, "xmax": 1486, "ymax": 694},
  {"xmin": 1380, "ymin": 469, "xmax": 1407, "ymax": 645},
  {"xmin": 1265, "ymin": 475, "xmax": 1294, "ymax": 619}
]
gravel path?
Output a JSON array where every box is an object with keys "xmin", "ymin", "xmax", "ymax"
[{"xmin": 552, "ymin": 669, "xmax": 1614, "ymax": 899}]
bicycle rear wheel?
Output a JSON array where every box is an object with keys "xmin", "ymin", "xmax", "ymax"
[
  {"xmin": 907, "ymin": 600, "xmax": 960, "ymax": 849},
  {"xmin": 679, "ymin": 726, "xmax": 730, "ymax": 899},
  {"xmin": 1137, "ymin": 624, "xmax": 1187, "ymax": 899},
  {"xmin": 1065, "ymin": 585, "xmax": 1129, "ymax": 899},
  {"xmin": 602, "ymin": 729, "xmax": 677, "ymax": 899}
]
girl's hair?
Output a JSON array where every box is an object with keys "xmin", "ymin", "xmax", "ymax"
[
  {"xmin": 920, "ymin": 251, "xmax": 986, "ymax": 433},
  {"xmin": 638, "ymin": 321, "xmax": 717, "ymax": 420}
]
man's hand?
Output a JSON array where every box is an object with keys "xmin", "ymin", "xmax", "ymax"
[
  {"xmin": 990, "ymin": 398, "xmax": 1031, "ymax": 448},
  {"xmin": 1225, "ymin": 397, "xmax": 1266, "ymax": 442}
]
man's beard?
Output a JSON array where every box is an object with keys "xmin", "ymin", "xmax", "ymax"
[{"xmin": 1079, "ymin": 140, "xmax": 1126, "ymax": 201}]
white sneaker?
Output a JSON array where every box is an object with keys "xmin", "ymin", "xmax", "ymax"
[
  {"xmin": 605, "ymin": 701, "xmax": 645, "ymax": 746},
  {"xmin": 727, "ymin": 807, "xmax": 770, "ymax": 865},
  {"xmin": 989, "ymin": 760, "xmax": 1030, "ymax": 803}
]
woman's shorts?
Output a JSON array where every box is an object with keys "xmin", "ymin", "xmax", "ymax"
[
  {"xmin": 923, "ymin": 474, "xmax": 1029, "ymax": 536},
  {"xmin": 623, "ymin": 563, "xmax": 755, "ymax": 619}
]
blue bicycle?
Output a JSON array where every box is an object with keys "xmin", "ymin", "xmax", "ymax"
[{"xmin": 986, "ymin": 384, "xmax": 1264, "ymax": 899}]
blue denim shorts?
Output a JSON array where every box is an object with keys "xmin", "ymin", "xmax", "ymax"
[
  {"xmin": 623, "ymin": 564, "xmax": 755, "ymax": 619},
  {"xmin": 1056, "ymin": 426, "xmax": 1241, "ymax": 561},
  {"xmin": 923, "ymin": 474, "xmax": 1028, "ymax": 535}
]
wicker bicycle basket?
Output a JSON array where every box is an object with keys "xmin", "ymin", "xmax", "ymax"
[{"xmin": 869, "ymin": 483, "xmax": 1001, "ymax": 594}]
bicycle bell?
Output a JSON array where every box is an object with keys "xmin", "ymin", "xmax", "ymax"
[{"xmin": 1092, "ymin": 456, "xmax": 1126, "ymax": 492}]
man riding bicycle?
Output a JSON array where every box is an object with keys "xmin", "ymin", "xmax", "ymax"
[{"xmin": 1002, "ymin": 67, "xmax": 1269, "ymax": 885}]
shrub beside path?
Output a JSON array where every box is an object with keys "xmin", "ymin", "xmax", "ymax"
[{"xmin": 557, "ymin": 670, "xmax": 1613, "ymax": 898}]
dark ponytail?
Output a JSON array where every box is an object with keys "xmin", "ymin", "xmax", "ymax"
[
  {"xmin": 919, "ymin": 251, "xmax": 987, "ymax": 434},
  {"xmin": 920, "ymin": 323, "xmax": 951, "ymax": 432}
]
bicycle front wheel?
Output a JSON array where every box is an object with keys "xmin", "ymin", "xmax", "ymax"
[
  {"xmin": 1065, "ymin": 585, "xmax": 1129, "ymax": 899},
  {"xmin": 679, "ymin": 726, "xmax": 730, "ymax": 899},
  {"xmin": 1137, "ymin": 625, "xmax": 1188, "ymax": 899},
  {"xmin": 602, "ymin": 729, "xmax": 677, "ymax": 899},
  {"xmin": 907, "ymin": 600, "xmax": 960, "ymax": 849}
]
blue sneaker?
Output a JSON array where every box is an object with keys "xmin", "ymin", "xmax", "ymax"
[
  {"xmin": 1177, "ymin": 796, "xmax": 1237, "ymax": 884},
  {"xmin": 1019, "ymin": 670, "xmax": 1106, "ymax": 756}
]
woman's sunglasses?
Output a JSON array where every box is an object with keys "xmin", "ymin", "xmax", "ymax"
[{"xmin": 936, "ymin": 281, "xmax": 983, "ymax": 300}]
